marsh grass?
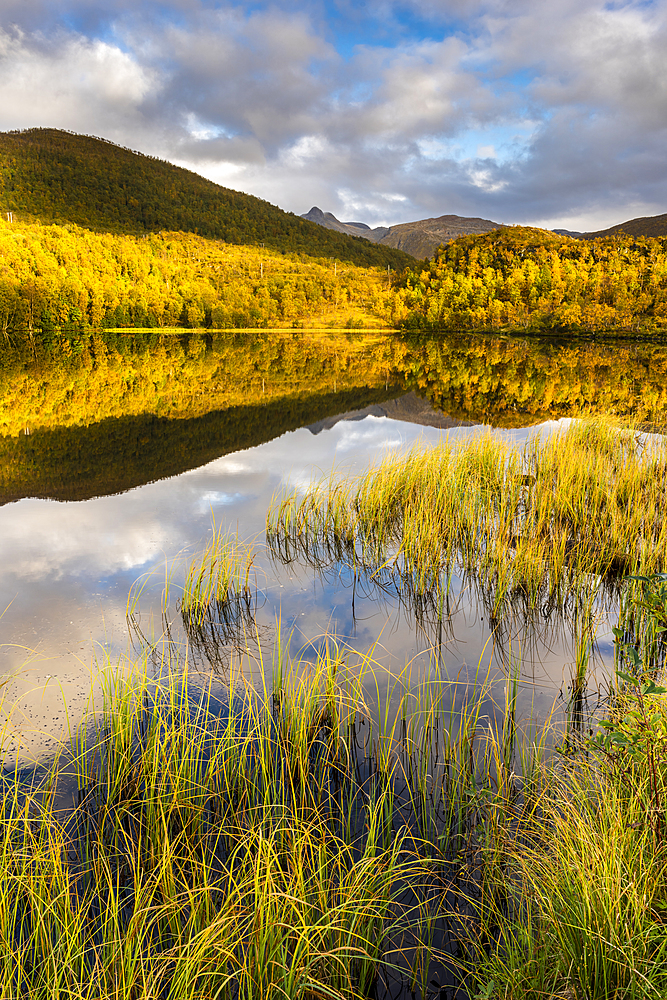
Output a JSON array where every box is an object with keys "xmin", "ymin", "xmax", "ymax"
[
  {"xmin": 460, "ymin": 753, "xmax": 667, "ymax": 1000},
  {"xmin": 266, "ymin": 419, "xmax": 667, "ymax": 629},
  {"xmin": 0, "ymin": 629, "xmax": 559, "ymax": 1000},
  {"xmin": 181, "ymin": 527, "xmax": 257, "ymax": 627},
  {"xmin": 456, "ymin": 574, "xmax": 667, "ymax": 1000},
  {"xmin": 179, "ymin": 527, "xmax": 260, "ymax": 671}
]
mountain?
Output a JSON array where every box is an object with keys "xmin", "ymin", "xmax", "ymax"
[
  {"xmin": 553, "ymin": 228, "xmax": 584, "ymax": 238},
  {"xmin": 374, "ymin": 214, "xmax": 503, "ymax": 258},
  {"xmin": 0, "ymin": 129, "xmax": 413, "ymax": 269},
  {"xmin": 306, "ymin": 391, "xmax": 474, "ymax": 434},
  {"xmin": 583, "ymin": 212, "xmax": 667, "ymax": 239},
  {"xmin": 300, "ymin": 206, "xmax": 388, "ymax": 239},
  {"xmin": 302, "ymin": 206, "xmax": 502, "ymax": 258}
]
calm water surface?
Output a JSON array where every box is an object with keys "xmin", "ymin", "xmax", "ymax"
[{"xmin": 1, "ymin": 329, "xmax": 665, "ymax": 762}]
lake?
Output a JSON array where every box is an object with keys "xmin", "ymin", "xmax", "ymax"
[{"xmin": 1, "ymin": 328, "xmax": 666, "ymax": 764}]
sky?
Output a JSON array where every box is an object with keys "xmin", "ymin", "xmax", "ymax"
[{"xmin": 0, "ymin": 0, "xmax": 666, "ymax": 231}]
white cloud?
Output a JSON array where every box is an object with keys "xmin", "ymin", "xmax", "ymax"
[
  {"xmin": 0, "ymin": 27, "xmax": 157, "ymax": 135},
  {"xmin": 0, "ymin": 0, "xmax": 666, "ymax": 230}
]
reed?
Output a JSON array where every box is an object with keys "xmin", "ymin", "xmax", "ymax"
[
  {"xmin": 0, "ymin": 629, "xmax": 556, "ymax": 999},
  {"xmin": 181, "ymin": 526, "xmax": 256, "ymax": 627},
  {"xmin": 267, "ymin": 419, "xmax": 667, "ymax": 628},
  {"xmin": 177, "ymin": 526, "xmax": 260, "ymax": 672}
]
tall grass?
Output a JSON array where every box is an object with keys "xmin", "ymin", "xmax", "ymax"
[
  {"xmin": 181, "ymin": 526, "xmax": 256, "ymax": 627},
  {"xmin": 180, "ymin": 527, "xmax": 258, "ymax": 671},
  {"xmin": 267, "ymin": 419, "xmax": 667, "ymax": 627},
  {"xmin": 458, "ymin": 574, "xmax": 667, "ymax": 1000},
  {"xmin": 460, "ymin": 751, "xmax": 667, "ymax": 1000},
  {"xmin": 0, "ymin": 630, "xmax": 557, "ymax": 999}
]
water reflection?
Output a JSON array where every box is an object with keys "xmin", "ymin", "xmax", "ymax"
[
  {"xmin": 2, "ymin": 329, "xmax": 667, "ymax": 503},
  {"xmin": 2, "ymin": 328, "xmax": 662, "ymax": 761}
]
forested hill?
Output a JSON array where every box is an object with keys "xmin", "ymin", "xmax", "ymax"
[
  {"xmin": 391, "ymin": 225, "xmax": 667, "ymax": 333},
  {"xmin": 0, "ymin": 129, "xmax": 413, "ymax": 269}
]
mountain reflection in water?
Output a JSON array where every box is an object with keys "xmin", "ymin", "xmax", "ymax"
[
  {"xmin": 0, "ymin": 328, "xmax": 665, "ymax": 760},
  {"xmin": 1, "ymin": 328, "xmax": 666, "ymax": 503}
]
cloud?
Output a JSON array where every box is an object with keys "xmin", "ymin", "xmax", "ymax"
[
  {"xmin": 0, "ymin": 25, "xmax": 157, "ymax": 136},
  {"xmin": 0, "ymin": 0, "xmax": 666, "ymax": 230}
]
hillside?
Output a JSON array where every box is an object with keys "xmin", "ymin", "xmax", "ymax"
[
  {"xmin": 0, "ymin": 129, "xmax": 413, "ymax": 269},
  {"xmin": 302, "ymin": 206, "xmax": 503, "ymax": 257},
  {"xmin": 392, "ymin": 225, "xmax": 667, "ymax": 333},
  {"xmin": 584, "ymin": 212, "xmax": 667, "ymax": 239},
  {"xmin": 0, "ymin": 220, "xmax": 404, "ymax": 334}
]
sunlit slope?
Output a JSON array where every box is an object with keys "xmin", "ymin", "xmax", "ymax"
[
  {"xmin": 393, "ymin": 226, "xmax": 667, "ymax": 333},
  {"xmin": 0, "ymin": 221, "xmax": 403, "ymax": 332},
  {"xmin": 0, "ymin": 129, "xmax": 412, "ymax": 269}
]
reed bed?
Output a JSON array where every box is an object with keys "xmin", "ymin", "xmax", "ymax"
[
  {"xmin": 266, "ymin": 419, "xmax": 667, "ymax": 625},
  {"xmin": 1, "ymin": 611, "xmax": 663, "ymax": 998},
  {"xmin": 0, "ymin": 634, "xmax": 554, "ymax": 1000}
]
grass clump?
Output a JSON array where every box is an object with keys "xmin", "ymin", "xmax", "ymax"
[
  {"xmin": 0, "ymin": 629, "xmax": 559, "ymax": 999},
  {"xmin": 267, "ymin": 419, "xmax": 667, "ymax": 625},
  {"xmin": 458, "ymin": 574, "xmax": 667, "ymax": 1000},
  {"xmin": 462, "ymin": 757, "xmax": 667, "ymax": 1000},
  {"xmin": 0, "ymin": 644, "xmax": 440, "ymax": 999},
  {"xmin": 181, "ymin": 527, "xmax": 256, "ymax": 627},
  {"xmin": 179, "ymin": 527, "xmax": 259, "ymax": 670}
]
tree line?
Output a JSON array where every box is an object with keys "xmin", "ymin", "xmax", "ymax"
[
  {"xmin": 0, "ymin": 220, "xmax": 400, "ymax": 336},
  {"xmin": 392, "ymin": 226, "xmax": 667, "ymax": 333},
  {"xmin": 5, "ymin": 217, "xmax": 667, "ymax": 340}
]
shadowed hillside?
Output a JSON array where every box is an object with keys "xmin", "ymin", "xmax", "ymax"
[
  {"xmin": 0, "ymin": 129, "xmax": 413, "ymax": 269},
  {"xmin": 585, "ymin": 212, "xmax": 667, "ymax": 239}
]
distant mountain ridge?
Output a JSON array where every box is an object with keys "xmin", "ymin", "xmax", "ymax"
[
  {"xmin": 305, "ymin": 206, "xmax": 667, "ymax": 255},
  {"xmin": 300, "ymin": 207, "xmax": 387, "ymax": 240},
  {"xmin": 553, "ymin": 214, "xmax": 667, "ymax": 239},
  {"xmin": 0, "ymin": 129, "xmax": 413, "ymax": 268},
  {"xmin": 583, "ymin": 212, "xmax": 667, "ymax": 239},
  {"xmin": 302, "ymin": 206, "xmax": 502, "ymax": 258}
]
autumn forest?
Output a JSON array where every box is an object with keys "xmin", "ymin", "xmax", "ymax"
[
  {"xmin": 3, "ymin": 217, "xmax": 667, "ymax": 338},
  {"xmin": 3, "ymin": 130, "xmax": 667, "ymax": 339}
]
